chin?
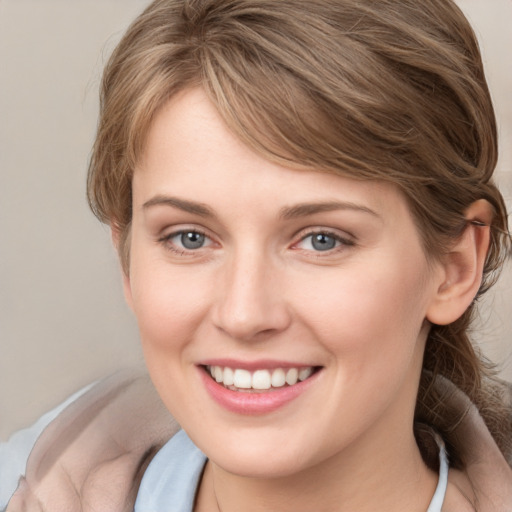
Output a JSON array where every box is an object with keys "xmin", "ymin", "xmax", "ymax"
[
  {"xmin": 213, "ymin": 447, "xmax": 314, "ymax": 479},
  {"xmin": 187, "ymin": 423, "xmax": 321, "ymax": 478}
]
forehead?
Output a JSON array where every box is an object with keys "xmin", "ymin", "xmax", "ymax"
[{"xmin": 134, "ymin": 87, "xmax": 410, "ymax": 224}]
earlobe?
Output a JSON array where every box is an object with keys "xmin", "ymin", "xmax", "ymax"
[{"xmin": 426, "ymin": 200, "xmax": 493, "ymax": 325}]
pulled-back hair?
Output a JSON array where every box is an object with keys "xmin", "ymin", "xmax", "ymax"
[{"xmin": 87, "ymin": 0, "xmax": 511, "ymax": 468}]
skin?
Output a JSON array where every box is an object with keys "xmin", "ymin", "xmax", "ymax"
[{"xmin": 122, "ymin": 87, "xmax": 488, "ymax": 511}]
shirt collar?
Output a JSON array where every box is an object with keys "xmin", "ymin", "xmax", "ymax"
[{"xmin": 135, "ymin": 429, "xmax": 207, "ymax": 512}]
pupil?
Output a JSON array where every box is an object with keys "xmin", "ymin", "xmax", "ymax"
[
  {"xmin": 181, "ymin": 232, "xmax": 205, "ymax": 249},
  {"xmin": 312, "ymin": 233, "xmax": 335, "ymax": 251}
]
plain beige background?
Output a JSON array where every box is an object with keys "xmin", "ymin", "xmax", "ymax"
[{"xmin": 1, "ymin": 0, "xmax": 511, "ymax": 441}]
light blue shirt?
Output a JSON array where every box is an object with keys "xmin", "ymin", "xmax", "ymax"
[{"xmin": 135, "ymin": 429, "xmax": 207, "ymax": 511}]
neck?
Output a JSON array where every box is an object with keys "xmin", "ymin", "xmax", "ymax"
[{"xmin": 196, "ymin": 426, "xmax": 438, "ymax": 512}]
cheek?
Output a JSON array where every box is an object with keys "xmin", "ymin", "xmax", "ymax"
[
  {"xmin": 296, "ymin": 256, "xmax": 431, "ymax": 366},
  {"xmin": 127, "ymin": 254, "xmax": 213, "ymax": 418},
  {"xmin": 297, "ymin": 260, "xmax": 431, "ymax": 433},
  {"xmin": 128, "ymin": 252, "xmax": 211, "ymax": 355}
]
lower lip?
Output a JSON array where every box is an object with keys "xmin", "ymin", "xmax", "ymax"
[{"xmin": 199, "ymin": 367, "xmax": 320, "ymax": 415}]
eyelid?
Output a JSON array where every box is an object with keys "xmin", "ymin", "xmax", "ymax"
[
  {"xmin": 158, "ymin": 227, "xmax": 209, "ymax": 241},
  {"xmin": 158, "ymin": 226, "xmax": 216, "ymax": 254},
  {"xmin": 292, "ymin": 227, "xmax": 355, "ymax": 252}
]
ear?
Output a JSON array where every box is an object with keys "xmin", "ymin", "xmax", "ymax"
[
  {"xmin": 426, "ymin": 200, "xmax": 493, "ymax": 325},
  {"xmin": 111, "ymin": 224, "xmax": 134, "ymax": 311}
]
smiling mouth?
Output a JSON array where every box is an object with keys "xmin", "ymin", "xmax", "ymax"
[{"xmin": 204, "ymin": 365, "xmax": 320, "ymax": 393}]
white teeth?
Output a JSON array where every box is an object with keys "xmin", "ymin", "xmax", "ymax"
[
  {"xmin": 285, "ymin": 368, "xmax": 299, "ymax": 386},
  {"xmin": 298, "ymin": 367, "xmax": 313, "ymax": 381},
  {"xmin": 252, "ymin": 370, "xmax": 271, "ymax": 390},
  {"xmin": 214, "ymin": 366, "xmax": 223, "ymax": 383},
  {"xmin": 223, "ymin": 367, "xmax": 234, "ymax": 386},
  {"xmin": 233, "ymin": 369, "xmax": 252, "ymax": 389},
  {"xmin": 271, "ymin": 368, "xmax": 286, "ymax": 388},
  {"xmin": 207, "ymin": 365, "xmax": 315, "ymax": 390}
]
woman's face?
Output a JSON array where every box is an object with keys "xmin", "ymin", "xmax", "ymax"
[{"xmin": 125, "ymin": 88, "xmax": 444, "ymax": 478}]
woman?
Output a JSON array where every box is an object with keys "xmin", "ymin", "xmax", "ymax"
[{"xmin": 3, "ymin": 0, "xmax": 512, "ymax": 510}]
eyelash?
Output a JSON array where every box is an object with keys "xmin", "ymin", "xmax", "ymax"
[
  {"xmin": 158, "ymin": 228, "xmax": 212, "ymax": 256},
  {"xmin": 293, "ymin": 229, "xmax": 355, "ymax": 255},
  {"xmin": 157, "ymin": 228, "xmax": 355, "ymax": 257}
]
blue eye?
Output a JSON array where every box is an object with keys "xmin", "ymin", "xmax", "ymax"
[
  {"xmin": 179, "ymin": 231, "xmax": 206, "ymax": 249},
  {"xmin": 161, "ymin": 230, "xmax": 212, "ymax": 252},
  {"xmin": 310, "ymin": 233, "xmax": 337, "ymax": 251},
  {"xmin": 296, "ymin": 231, "xmax": 352, "ymax": 253}
]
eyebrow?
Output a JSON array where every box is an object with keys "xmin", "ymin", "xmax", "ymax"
[
  {"xmin": 143, "ymin": 196, "xmax": 216, "ymax": 218},
  {"xmin": 143, "ymin": 196, "xmax": 379, "ymax": 221},
  {"xmin": 279, "ymin": 201, "xmax": 379, "ymax": 219}
]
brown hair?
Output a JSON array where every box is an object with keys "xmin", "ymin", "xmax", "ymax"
[{"xmin": 87, "ymin": 0, "xmax": 511, "ymax": 467}]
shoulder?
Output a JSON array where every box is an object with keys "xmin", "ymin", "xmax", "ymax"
[
  {"xmin": 426, "ymin": 375, "xmax": 512, "ymax": 511},
  {"xmin": 7, "ymin": 368, "xmax": 180, "ymax": 512},
  {"xmin": 0, "ymin": 383, "xmax": 96, "ymax": 509}
]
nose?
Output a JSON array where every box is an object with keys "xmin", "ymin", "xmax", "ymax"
[{"xmin": 211, "ymin": 248, "xmax": 291, "ymax": 342}]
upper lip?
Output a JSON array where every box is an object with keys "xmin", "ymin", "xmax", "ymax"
[{"xmin": 198, "ymin": 359, "xmax": 319, "ymax": 371}]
